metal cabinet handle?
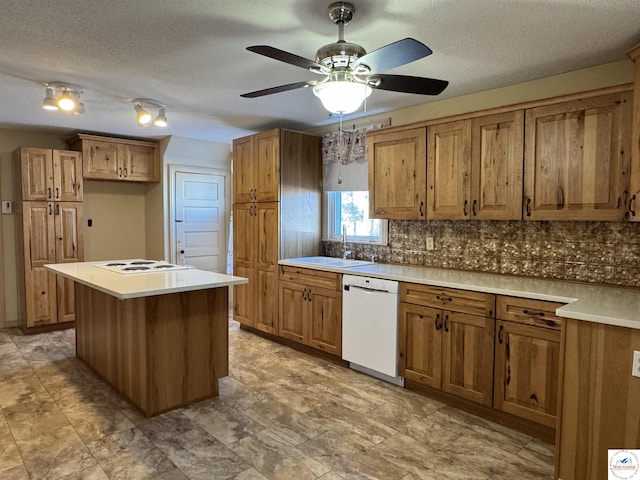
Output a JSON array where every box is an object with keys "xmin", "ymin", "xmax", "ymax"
[
  {"xmin": 55, "ymin": 187, "xmax": 59, "ymax": 199},
  {"xmin": 55, "ymin": 204, "xmax": 60, "ymax": 215},
  {"xmin": 124, "ymin": 167, "xmax": 128, "ymax": 178},
  {"xmin": 48, "ymin": 204, "xmax": 52, "ymax": 215},
  {"xmin": 629, "ymin": 194, "xmax": 637, "ymax": 217},
  {"xmin": 419, "ymin": 201, "xmax": 424, "ymax": 217},
  {"xmin": 303, "ymin": 288, "xmax": 307, "ymax": 301},
  {"xmin": 498, "ymin": 324, "xmax": 504, "ymax": 344},
  {"xmin": 523, "ymin": 309, "xmax": 545, "ymax": 317},
  {"xmin": 443, "ymin": 314, "xmax": 449, "ymax": 332},
  {"xmin": 472, "ymin": 199, "xmax": 477, "ymax": 216},
  {"xmin": 48, "ymin": 187, "xmax": 52, "ymax": 199},
  {"xmin": 463, "ymin": 199, "xmax": 468, "ymax": 216},
  {"xmin": 119, "ymin": 167, "xmax": 123, "ymax": 178},
  {"xmin": 525, "ymin": 197, "xmax": 532, "ymax": 217},
  {"xmin": 436, "ymin": 295, "xmax": 452, "ymax": 303},
  {"xmin": 434, "ymin": 313, "xmax": 441, "ymax": 331}
]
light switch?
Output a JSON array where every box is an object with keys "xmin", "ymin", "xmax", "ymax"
[
  {"xmin": 426, "ymin": 236, "xmax": 435, "ymax": 251},
  {"xmin": 1, "ymin": 201, "xmax": 11, "ymax": 214}
]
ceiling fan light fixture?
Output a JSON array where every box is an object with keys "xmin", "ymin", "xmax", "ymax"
[{"xmin": 313, "ymin": 81, "xmax": 371, "ymax": 114}]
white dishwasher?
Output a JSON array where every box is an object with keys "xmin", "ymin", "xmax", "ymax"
[{"xmin": 342, "ymin": 274, "xmax": 404, "ymax": 386}]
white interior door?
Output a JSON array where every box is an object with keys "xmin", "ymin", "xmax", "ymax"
[{"xmin": 173, "ymin": 170, "xmax": 226, "ymax": 272}]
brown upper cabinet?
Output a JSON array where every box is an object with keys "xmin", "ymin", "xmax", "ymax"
[
  {"xmin": 367, "ymin": 127, "xmax": 427, "ymax": 219},
  {"xmin": 69, "ymin": 134, "xmax": 160, "ymax": 183},
  {"xmin": 233, "ymin": 129, "xmax": 280, "ymax": 203},
  {"xmin": 626, "ymin": 45, "xmax": 640, "ymax": 222},
  {"xmin": 427, "ymin": 112, "xmax": 524, "ymax": 221},
  {"xmin": 16, "ymin": 148, "xmax": 83, "ymax": 202},
  {"xmin": 523, "ymin": 91, "xmax": 632, "ymax": 221}
]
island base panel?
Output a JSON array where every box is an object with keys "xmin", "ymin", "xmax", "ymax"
[{"xmin": 75, "ymin": 283, "xmax": 229, "ymax": 416}]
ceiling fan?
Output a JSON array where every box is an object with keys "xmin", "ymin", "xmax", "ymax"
[{"xmin": 241, "ymin": 2, "xmax": 449, "ymax": 115}]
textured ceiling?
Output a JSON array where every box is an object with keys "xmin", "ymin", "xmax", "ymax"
[{"xmin": 0, "ymin": 0, "xmax": 638, "ymax": 144}]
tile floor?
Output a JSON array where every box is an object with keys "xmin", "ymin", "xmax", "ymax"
[{"xmin": 0, "ymin": 321, "xmax": 555, "ymax": 479}]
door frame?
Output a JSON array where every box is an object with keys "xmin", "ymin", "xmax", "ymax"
[{"xmin": 168, "ymin": 164, "xmax": 230, "ymax": 270}]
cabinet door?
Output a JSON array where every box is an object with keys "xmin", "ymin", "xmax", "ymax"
[
  {"xmin": 233, "ymin": 266, "xmax": 255, "ymax": 327},
  {"xmin": 255, "ymin": 269, "xmax": 278, "ymax": 335},
  {"xmin": 255, "ymin": 202, "xmax": 279, "ymax": 272},
  {"xmin": 427, "ymin": 120, "xmax": 472, "ymax": 220},
  {"xmin": 398, "ymin": 302, "xmax": 442, "ymax": 388},
  {"xmin": 441, "ymin": 311, "xmax": 495, "ymax": 406},
  {"xmin": 126, "ymin": 144, "xmax": 160, "ymax": 182},
  {"xmin": 19, "ymin": 148, "xmax": 53, "ymax": 201},
  {"xmin": 233, "ymin": 204, "xmax": 255, "ymax": 268},
  {"xmin": 83, "ymin": 140, "xmax": 122, "ymax": 180},
  {"xmin": 57, "ymin": 276, "xmax": 76, "ymax": 324},
  {"xmin": 233, "ymin": 135, "xmax": 255, "ymax": 203},
  {"xmin": 368, "ymin": 128, "xmax": 427, "ymax": 219},
  {"xmin": 524, "ymin": 91, "xmax": 632, "ymax": 221},
  {"xmin": 308, "ymin": 287, "xmax": 342, "ymax": 356},
  {"xmin": 494, "ymin": 320, "xmax": 561, "ymax": 428},
  {"xmin": 55, "ymin": 203, "xmax": 83, "ymax": 263},
  {"xmin": 254, "ymin": 129, "xmax": 280, "ymax": 202},
  {"xmin": 470, "ymin": 111, "xmax": 524, "ymax": 220},
  {"xmin": 23, "ymin": 202, "xmax": 57, "ymax": 327},
  {"xmin": 279, "ymin": 280, "xmax": 307, "ymax": 343},
  {"xmin": 53, "ymin": 150, "xmax": 83, "ymax": 201}
]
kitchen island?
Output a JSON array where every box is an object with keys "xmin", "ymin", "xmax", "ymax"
[{"xmin": 45, "ymin": 261, "xmax": 248, "ymax": 417}]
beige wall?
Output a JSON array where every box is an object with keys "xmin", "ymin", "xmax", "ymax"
[{"xmin": 306, "ymin": 59, "xmax": 635, "ymax": 136}]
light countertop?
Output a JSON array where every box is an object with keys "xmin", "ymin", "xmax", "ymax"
[
  {"xmin": 46, "ymin": 261, "xmax": 248, "ymax": 300},
  {"xmin": 279, "ymin": 258, "xmax": 640, "ymax": 330}
]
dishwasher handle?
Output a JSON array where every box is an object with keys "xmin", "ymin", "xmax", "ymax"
[{"xmin": 344, "ymin": 284, "xmax": 391, "ymax": 294}]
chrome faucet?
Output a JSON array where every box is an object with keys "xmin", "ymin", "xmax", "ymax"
[{"xmin": 342, "ymin": 225, "xmax": 352, "ymax": 259}]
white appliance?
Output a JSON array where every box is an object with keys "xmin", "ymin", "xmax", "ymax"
[
  {"xmin": 94, "ymin": 260, "xmax": 192, "ymax": 275},
  {"xmin": 342, "ymin": 274, "xmax": 404, "ymax": 386}
]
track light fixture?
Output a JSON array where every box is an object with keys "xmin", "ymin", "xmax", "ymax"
[
  {"xmin": 131, "ymin": 98, "xmax": 168, "ymax": 127},
  {"xmin": 42, "ymin": 82, "xmax": 85, "ymax": 115}
]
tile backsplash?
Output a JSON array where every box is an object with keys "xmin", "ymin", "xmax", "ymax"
[{"xmin": 323, "ymin": 220, "xmax": 640, "ymax": 288}]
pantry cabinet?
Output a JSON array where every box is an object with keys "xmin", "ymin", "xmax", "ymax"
[
  {"xmin": 14, "ymin": 147, "xmax": 84, "ymax": 331},
  {"xmin": 367, "ymin": 127, "xmax": 426, "ymax": 219},
  {"xmin": 523, "ymin": 90, "xmax": 632, "ymax": 221},
  {"xmin": 279, "ymin": 266, "xmax": 342, "ymax": 356},
  {"xmin": 68, "ymin": 134, "xmax": 160, "ymax": 183},
  {"xmin": 399, "ymin": 283, "xmax": 495, "ymax": 406},
  {"xmin": 232, "ymin": 129, "xmax": 322, "ymax": 334},
  {"xmin": 493, "ymin": 296, "xmax": 563, "ymax": 428}
]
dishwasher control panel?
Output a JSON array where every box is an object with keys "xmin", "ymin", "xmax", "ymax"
[{"xmin": 343, "ymin": 274, "xmax": 399, "ymax": 293}]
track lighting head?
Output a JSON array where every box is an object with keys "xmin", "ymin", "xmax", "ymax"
[
  {"xmin": 42, "ymin": 86, "xmax": 59, "ymax": 111},
  {"xmin": 132, "ymin": 98, "xmax": 168, "ymax": 128},
  {"xmin": 42, "ymin": 82, "xmax": 85, "ymax": 114}
]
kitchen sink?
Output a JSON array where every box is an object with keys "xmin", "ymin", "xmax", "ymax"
[{"xmin": 284, "ymin": 256, "xmax": 372, "ymax": 268}]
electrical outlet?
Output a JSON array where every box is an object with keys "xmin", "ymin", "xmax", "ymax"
[
  {"xmin": 1, "ymin": 201, "xmax": 11, "ymax": 214},
  {"xmin": 426, "ymin": 235, "xmax": 435, "ymax": 251},
  {"xmin": 633, "ymin": 351, "xmax": 640, "ymax": 378}
]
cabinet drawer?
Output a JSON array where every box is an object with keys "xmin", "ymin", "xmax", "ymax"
[
  {"xmin": 400, "ymin": 283, "xmax": 495, "ymax": 317},
  {"xmin": 279, "ymin": 266, "xmax": 340, "ymax": 290},
  {"xmin": 496, "ymin": 296, "xmax": 564, "ymax": 330}
]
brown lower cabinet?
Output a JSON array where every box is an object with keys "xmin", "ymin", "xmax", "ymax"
[
  {"xmin": 399, "ymin": 283, "xmax": 496, "ymax": 406},
  {"xmin": 279, "ymin": 266, "xmax": 342, "ymax": 356},
  {"xmin": 493, "ymin": 296, "xmax": 564, "ymax": 428}
]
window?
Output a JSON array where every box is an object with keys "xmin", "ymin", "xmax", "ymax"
[{"xmin": 325, "ymin": 191, "xmax": 388, "ymax": 245}]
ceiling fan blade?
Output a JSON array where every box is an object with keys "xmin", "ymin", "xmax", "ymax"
[
  {"xmin": 247, "ymin": 45, "xmax": 323, "ymax": 71},
  {"xmin": 352, "ymin": 38, "xmax": 433, "ymax": 73},
  {"xmin": 370, "ymin": 74, "xmax": 449, "ymax": 95},
  {"xmin": 241, "ymin": 81, "xmax": 314, "ymax": 98}
]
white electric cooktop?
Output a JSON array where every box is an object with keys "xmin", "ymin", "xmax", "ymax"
[{"xmin": 94, "ymin": 259, "xmax": 192, "ymax": 275}]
